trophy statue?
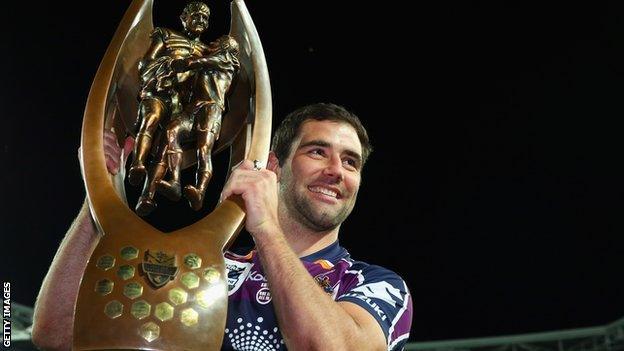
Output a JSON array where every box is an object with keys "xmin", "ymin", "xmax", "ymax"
[
  {"xmin": 72, "ymin": 0, "xmax": 271, "ymax": 350},
  {"xmin": 128, "ymin": 2, "xmax": 243, "ymax": 216}
]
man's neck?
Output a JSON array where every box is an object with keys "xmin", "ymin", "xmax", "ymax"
[{"xmin": 277, "ymin": 211, "xmax": 340, "ymax": 258}]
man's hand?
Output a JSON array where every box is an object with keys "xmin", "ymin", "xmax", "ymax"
[
  {"xmin": 32, "ymin": 130, "xmax": 132, "ymax": 351},
  {"xmin": 103, "ymin": 130, "xmax": 134, "ymax": 175},
  {"xmin": 220, "ymin": 159, "xmax": 280, "ymax": 237}
]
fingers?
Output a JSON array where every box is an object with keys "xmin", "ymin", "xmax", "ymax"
[
  {"xmin": 103, "ymin": 129, "xmax": 116, "ymax": 140},
  {"xmin": 221, "ymin": 160, "xmax": 258, "ymax": 198},
  {"xmin": 103, "ymin": 142, "xmax": 121, "ymax": 159},
  {"xmin": 123, "ymin": 136, "xmax": 135, "ymax": 156},
  {"xmin": 219, "ymin": 160, "xmax": 245, "ymax": 201},
  {"xmin": 105, "ymin": 155, "xmax": 119, "ymax": 175},
  {"xmin": 102, "ymin": 130, "xmax": 128, "ymax": 175},
  {"xmin": 77, "ymin": 130, "xmax": 133, "ymax": 175},
  {"xmin": 221, "ymin": 159, "xmax": 280, "ymax": 236},
  {"xmin": 230, "ymin": 159, "xmax": 252, "ymax": 171},
  {"xmin": 220, "ymin": 159, "xmax": 274, "ymax": 202},
  {"xmin": 122, "ymin": 136, "xmax": 135, "ymax": 164}
]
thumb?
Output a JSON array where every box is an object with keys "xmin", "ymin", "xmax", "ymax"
[{"xmin": 122, "ymin": 136, "xmax": 135, "ymax": 162}]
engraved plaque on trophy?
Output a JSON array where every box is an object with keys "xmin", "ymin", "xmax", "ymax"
[{"xmin": 72, "ymin": 1, "xmax": 271, "ymax": 350}]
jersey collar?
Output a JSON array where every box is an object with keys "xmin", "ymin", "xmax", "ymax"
[{"xmin": 300, "ymin": 241, "xmax": 350, "ymax": 263}]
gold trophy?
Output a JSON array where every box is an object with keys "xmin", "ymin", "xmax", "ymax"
[{"xmin": 73, "ymin": 0, "xmax": 271, "ymax": 350}]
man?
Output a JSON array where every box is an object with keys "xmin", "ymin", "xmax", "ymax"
[{"xmin": 32, "ymin": 103, "xmax": 412, "ymax": 350}]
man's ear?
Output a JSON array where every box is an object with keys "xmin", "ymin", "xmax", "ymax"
[{"xmin": 267, "ymin": 151, "xmax": 281, "ymax": 180}]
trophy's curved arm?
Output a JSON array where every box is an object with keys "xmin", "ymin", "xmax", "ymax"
[
  {"xmin": 231, "ymin": 0, "xmax": 272, "ymax": 166},
  {"xmin": 80, "ymin": 0, "xmax": 155, "ymax": 235},
  {"xmin": 183, "ymin": 0, "xmax": 272, "ymax": 249}
]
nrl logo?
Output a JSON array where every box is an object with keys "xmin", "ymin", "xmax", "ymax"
[{"xmin": 142, "ymin": 250, "xmax": 179, "ymax": 288}]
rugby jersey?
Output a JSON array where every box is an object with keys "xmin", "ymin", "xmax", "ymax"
[{"xmin": 222, "ymin": 241, "xmax": 412, "ymax": 350}]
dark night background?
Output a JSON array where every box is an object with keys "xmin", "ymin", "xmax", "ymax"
[{"xmin": 2, "ymin": 0, "xmax": 624, "ymax": 343}]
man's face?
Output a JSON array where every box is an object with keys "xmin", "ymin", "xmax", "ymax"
[
  {"xmin": 277, "ymin": 120, "xmax": 363, "ymax": 232},
  {"xmin": 182, "ymin": 9, "xmax": 209, "ymax": 36}
]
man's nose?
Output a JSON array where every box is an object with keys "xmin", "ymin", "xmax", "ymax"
[{"xmin": 322, "ymin": 156, "xmax": 344, "ymax": 181}]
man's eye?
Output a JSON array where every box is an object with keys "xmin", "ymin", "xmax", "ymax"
[
  {"xmin": 309, "ymin": 149, "xmax": 325, "ymax": 156},
  {"xmin": 343, "ymin": 159, "xmax": 356, "ymax": 167}
]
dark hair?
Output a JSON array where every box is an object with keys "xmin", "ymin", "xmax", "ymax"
[{"xmin": 271, "ymin": 103, "xmax": 372, "ymax": 166}]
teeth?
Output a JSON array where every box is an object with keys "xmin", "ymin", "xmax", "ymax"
[{"xmin": 309, "ymin": 186, "xmax": 337, "ymax": 198}]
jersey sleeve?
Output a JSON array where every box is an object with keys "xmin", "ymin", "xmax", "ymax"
[{"xmin": 336, "ymin": 263, "xmax": 413, "ymax": 350}]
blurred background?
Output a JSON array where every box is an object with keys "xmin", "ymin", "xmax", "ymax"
[{"xmin": 1, "ymin": 1, "xmax": 624, "ymax": 348}]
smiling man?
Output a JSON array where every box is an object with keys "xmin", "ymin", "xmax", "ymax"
[
  {"xmin": 219, "ymin": 103, "xmax": 413, "ymax": 350},
  {"xmin": 31, "ymin": 103, "xmax": 412, "ymax": 351}
]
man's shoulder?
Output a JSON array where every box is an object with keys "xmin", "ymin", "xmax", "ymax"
[
  {"xmin": 336, "ymin": 258, "xmax": 413, "ymax": 350},
  {"xmin": 345, "ymin": 259, "xmax": 407, "ymax": 286},
  {"xmin": 335, "ymin": 257, "xmax": 410, "ymax": 307}
]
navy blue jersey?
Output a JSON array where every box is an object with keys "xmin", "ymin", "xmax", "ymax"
[{"xmin": 222, "ymin": 242, "xmax": 413, "ymax": 350}]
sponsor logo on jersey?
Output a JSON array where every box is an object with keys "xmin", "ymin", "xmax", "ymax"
[
  {"xmin": 247, "ymin": 270, "xmax": 267, "ymax": 282},
  {"xmin": 256, "ymin": 283, "xmax": 272, "ymax": 304},
  {"xmin": 340, "ymin": 293, "xmax": 389, "ymax": 321},
  {"xmin": 340, "ymin": 281, "xmax": 405, "ymax": 322}
]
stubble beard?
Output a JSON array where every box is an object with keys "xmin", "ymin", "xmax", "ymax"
[{"xmin": 279, "ymin": 174, "xmax": 356, "ymax": 233}]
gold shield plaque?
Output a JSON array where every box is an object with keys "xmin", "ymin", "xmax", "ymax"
[
  {"xmin": 72, "ymin": 0, "xmax": 271, "ymax": 350},
  {"xmin": 142, "ymin": 250, "xmax": 178, "ymax": 288}
]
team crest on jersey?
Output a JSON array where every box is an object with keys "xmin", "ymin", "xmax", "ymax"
[
  {"xmin": 142, "ymin": 250, "xmax": 179, "ymax": 288},
  {"xmin": 314, "ymin": 274, "xmax": 334, "ymax": 294},
  {"xmin": 225, "ymin": 258, "xmax": 253, "ymax": 295}
]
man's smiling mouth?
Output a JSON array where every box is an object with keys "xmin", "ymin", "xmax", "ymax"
[{"xmin": 308, "ymin": 186, "xmax": 340, "ymax": 199}]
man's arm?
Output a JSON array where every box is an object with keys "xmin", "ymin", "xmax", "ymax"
[
  {"xmin": 254, "ymin": 232, "xmax": 387, "ymax": 350},
  {"xmin": 221, "ymin": 159, "xmax": 387, "ymax": 351},
  {"xmin": 31, "ymin": 201, "xmax": 100, "ymax": 351},
  {"xmin": 31, "ymin": 131, "xmax": 132, "ymax": 351}
]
